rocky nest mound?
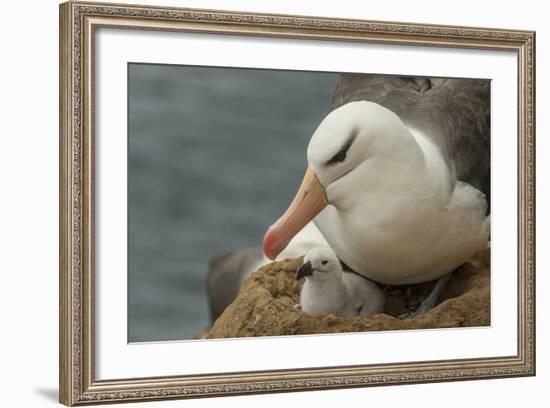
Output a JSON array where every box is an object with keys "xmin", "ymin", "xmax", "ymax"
[{"xmin": 203, "ymin": 249, "xmax": 490, "ymax": 339}]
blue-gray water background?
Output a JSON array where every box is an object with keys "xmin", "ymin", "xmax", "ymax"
[{"xmin": 128, "ymin": 63, "xmax": 339, "ymax": 342}]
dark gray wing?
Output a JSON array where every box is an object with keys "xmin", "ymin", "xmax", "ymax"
[
  {"xmin": 207, "ymin": 247, "xmax": 263, "ymax": 322},
  {"xmin": 331, "ymin": 74, "xmax": 490, "ymax": 205}
]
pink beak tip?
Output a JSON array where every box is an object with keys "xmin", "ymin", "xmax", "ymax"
[{"xmin": 262, "ymin": 227, "xmax": 276, "ymax": 260}]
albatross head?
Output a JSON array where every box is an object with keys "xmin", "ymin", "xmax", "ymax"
[{"xmin": 263, "ymin": 101, "xmax": 422, "ymax": 260}]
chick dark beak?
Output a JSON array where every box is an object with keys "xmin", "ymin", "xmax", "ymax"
[{"xmin": 296, "ymin": 260, "xmax": 313, "ymax": 280}]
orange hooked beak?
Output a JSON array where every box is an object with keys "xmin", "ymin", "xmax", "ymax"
[{"xmin": 262, "ymin": 166, "xmax": 328, "ymax": 260}]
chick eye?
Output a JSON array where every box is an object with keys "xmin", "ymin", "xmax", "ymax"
[{"xmin": 321, "ymin": 260, "xmax": 328, "ymax": 266}]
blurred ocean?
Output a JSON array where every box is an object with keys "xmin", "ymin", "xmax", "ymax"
[{"xmin": 128, "ymin": 63, "xmax": 339, "ymax": 342}]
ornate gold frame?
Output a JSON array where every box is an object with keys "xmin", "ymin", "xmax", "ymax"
[{"xmin": 59, "ymin": 1, "xmax": 536, "ymax": 405}]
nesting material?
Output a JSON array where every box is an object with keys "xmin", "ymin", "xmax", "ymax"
[{"xmin": 203, "ymin": 249, "xmax": 490, "ymax": 339}]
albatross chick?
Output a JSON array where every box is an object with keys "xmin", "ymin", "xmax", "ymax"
[{"xmin": 296, "ymin": 247, "xmax": 385, "ymax": 318}]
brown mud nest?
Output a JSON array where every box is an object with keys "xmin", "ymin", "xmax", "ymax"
[{"xmin": 203, "ymin": 249, "xmax": 490, "ymax": 339}]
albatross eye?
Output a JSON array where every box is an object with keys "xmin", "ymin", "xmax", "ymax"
[
  {"xmin": 321, "ymin": 260, "xmax": 328, "ymax": 266},
  {"xmin": 327, "ymin": 150, "xmax": 347, "ymax": 165},
  {"xmin": 326, "ymin": 132, "xmax": 356, "ymax": 166},
  {"xmin": 333, "ymin": 150, "xmax": 346, "ymax": 163}
]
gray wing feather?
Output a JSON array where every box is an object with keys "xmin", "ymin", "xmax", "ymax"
[{"xmin": 331, "ymin": 74, "xmax": 490, "ymax": 205}]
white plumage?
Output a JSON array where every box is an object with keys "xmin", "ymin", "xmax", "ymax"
[
  {"xmin": 309, "ymin": 102, "xmax": 490, "ymax": 284},
  {"xmin": 297, "ymin": 247, "xmax": 385, "ymax": 318},
  {"xmin": 266, "ymin": 101, "xmax": 490, "ymax": 285}
]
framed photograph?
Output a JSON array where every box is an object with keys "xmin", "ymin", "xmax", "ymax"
[{"xmin": 59, "ymin": 1, "xmax": 535, "ymax": 405}]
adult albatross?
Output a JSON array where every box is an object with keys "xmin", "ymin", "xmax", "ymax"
[
  {"xmin": 207, "ymin": 74, "xmax": 490, "ymax": 321},
  {"xmin": 262, "ymin": 74, "xmax": 490, "ymax": 317}
]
